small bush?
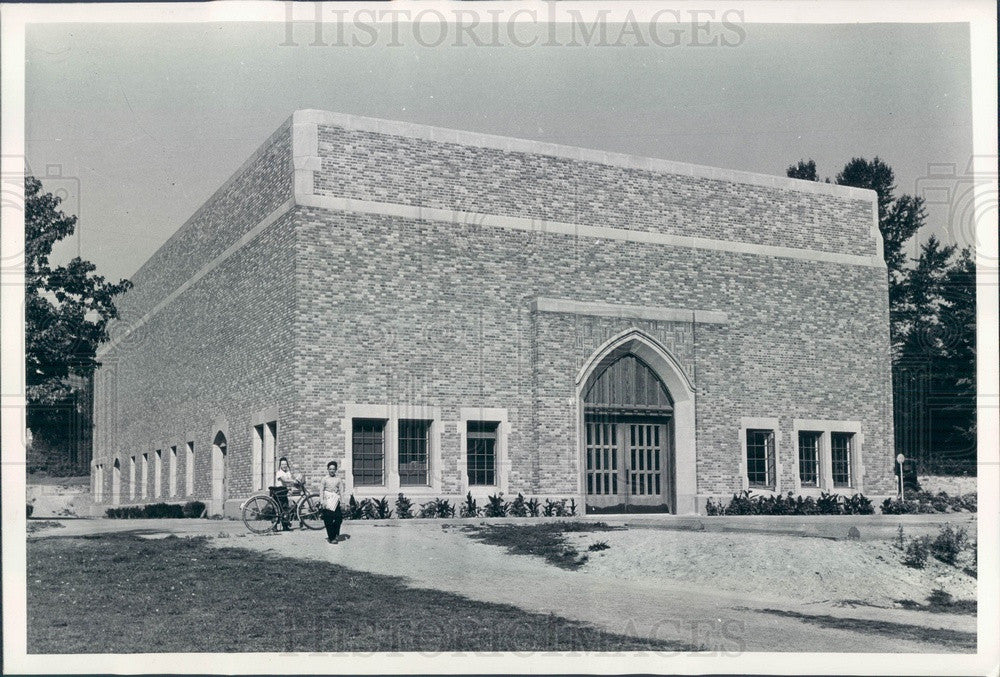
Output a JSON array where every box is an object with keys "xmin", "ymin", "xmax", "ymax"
[
  {"xmin": 372, "ymin": 496, "xmax": 393, "ymax": 520},
  {"xmin": 182, "ymin": 501, "xmax": 206, "ymax": 518},
  {"xmin": 345, "ymin": 495, "xmax": 364, "ymax": 520},
  {"xmin": 844, "ymin": 493, "xmax": 874, "ymax": 515},
  {"xmin": 543, "ymin": 498, "xmax": 569, "ymax": 517},
  {"xmin": 526, "ymin": 497, "xmax": 540, "ymax": 518},
  {"xmin": 903, "ymin": 536, "xmax": 931, "ymax": 568},
  {"xmin": 484, "ymin": 493, "xmax": 509, "ymax": 518},
  {"xmin": 588, "ymin": 540, "xmax": 610, "ymax": 552},
  {"xmin": 509, "ymin": 493, "xmax": 528, "ymax": 517},
  {"xmin": 931, "ymin": 524, "xmax": 968, "ymax": 565},
  {"xmin": 460, "ymin": 492, "xmax": 479, "ymax": 518},
  {"xmin": 395, "ymin": 493, "xmax": 413, "ymax": 519},
  {"xmin": 27, "ymin": 503, "xmax": 34, "ymax": 518},
  {"xmin": 880, "ymin": 497, "xmax": 919, "ymax": 515},
  {"xmin": 569, "ymin": 498, "xmax": 578, "ymax": 516}
]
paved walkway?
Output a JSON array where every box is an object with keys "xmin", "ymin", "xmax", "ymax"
[{"xmin": 30, "ymin": 517, "xmax": 977, "ymax": 653}]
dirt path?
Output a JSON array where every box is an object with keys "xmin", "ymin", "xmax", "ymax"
[{"xmin": 32, "ymin": 519, "xmax": 976, "ymax": 653}]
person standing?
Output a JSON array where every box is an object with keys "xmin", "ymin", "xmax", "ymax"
[{"xmin": 320, "ymin": 460, "xmax": 345, "ymax": 544}]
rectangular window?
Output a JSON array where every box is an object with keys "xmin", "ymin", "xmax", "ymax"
[
  {"xmin": 352, "ymin": 418, "xmax": 386, "ymax": 486},
  {"xmin": 154, "ymin": 449, "xmax": 162, "ymax": 498},
  {"xmin": 398, "ymin": 419, "xmax": 431, "ymax": 486},
  {"xmin": 831, "ymin": 432, "xmax": 853, "ymax": 487},
  {"xmin": 746, "ymin": 429, "xmax": 776, "ymax": 488},
  {"xmin": 169, "ymin": 446, "xmax": 178, "ymax": 497},
  {"xmin": 467, "ymin": 421, "xmax": 499, "ymax": 486},
  {"xmin": 798, "ymin": 431, "xmax": 821, "ymax": 487},
  {"xmin": 141, "ymin": 453, "xmax": 149, "ymax": 499},
  {"xmin": 129, "ymin": 456, "xmax": 136, "ymax": 500},
  {"xmin": 185, "ymin": 442, "xmax": 195, "ymax": 496}
]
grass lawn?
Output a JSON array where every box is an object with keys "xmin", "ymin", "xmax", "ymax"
[
  {"xmin": 27, "ymin": 533, "xmax": 694, "ymax": 653},
  {"xmin": 754, "ymin": 609, "xmax": 976, "ymax": 652},
  {"xmin": 462, "ymin": 522, "xmax": 623, "ymax": 570}
]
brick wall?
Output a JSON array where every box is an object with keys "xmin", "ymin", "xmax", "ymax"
[{"xmin": 314, "ymin": 124, "xmax": 877, "ymax": 258}]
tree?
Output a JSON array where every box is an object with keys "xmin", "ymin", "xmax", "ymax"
[
  {"xmin": 786, "ymin": 159, "xmax": 818, "ymax": 182},
  {"xmin": 25, "ymin": 175, "xmax": 131, "ymax": 470}
]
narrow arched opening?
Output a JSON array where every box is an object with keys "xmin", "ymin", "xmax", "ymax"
[{"xmin": 210, "ymin": 431, "xmax": 228, "ymax": 515}]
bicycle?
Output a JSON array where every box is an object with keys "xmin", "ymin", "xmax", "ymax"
[{"xmin": 241, "ymin": 478, "xmax": 324, "ymax": 534}]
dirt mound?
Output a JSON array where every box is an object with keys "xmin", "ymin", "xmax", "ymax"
[{"xmin": 568, "ymin": 528, "xmax": 976, "ymax": 607}]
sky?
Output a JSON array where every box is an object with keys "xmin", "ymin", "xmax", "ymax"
[{"xmin": 24, "ymin": 20, "xmax": 973, "ymax": 282}]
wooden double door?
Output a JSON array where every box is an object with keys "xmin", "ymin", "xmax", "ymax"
[{"xmin": 584, "ymin": 415, "xmax": 674, "ymax": 513}]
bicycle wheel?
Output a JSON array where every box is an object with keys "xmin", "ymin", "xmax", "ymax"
[
  {"xmin": 243, "ymin": 495, "xmax": 279, "ymax": 534},
  {"xmin": 296, "ymin": 494, "xmax": 324, "ymax": 530}
]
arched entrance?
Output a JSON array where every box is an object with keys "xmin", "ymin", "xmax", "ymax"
[
  {"xmin": 577, "ymin": 329, "xmax": 697, "ymax": 514},
  {"xmin": 210, "ymin": 432, "xmax": 228, "ymax": 515},
  {"xmin": 112, "ymin": 459, "xmax": 121, "ymax": 505}
]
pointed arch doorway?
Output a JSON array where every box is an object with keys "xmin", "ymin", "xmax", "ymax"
[{"xmin": 577, "ymin": 329, "xmax": 697, "ymax": 514}]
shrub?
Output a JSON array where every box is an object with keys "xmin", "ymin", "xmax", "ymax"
[
  {"xmin": 931, "ymin": 524, "xmax": 968, "ymax": 565},
  {"xmin": 484, "ymin": 493, "xmax": 509, "ymax": 518},
  {"xmin": 881, "ymin": 491, "xmax": 977, "ymax": 515},
  {"xmin": 417, "ymin": 498, "xmax": 455, "ymax": 519},
  {"xmin": 903, "ymin": 536, "xmax": 931, "ymax": 568},
  {"xmin": 816, "ymin": 492, "xmax": 843, "ymax": 515},
  {"xmin": 372, "ymin": 496, "xmax": 393, "ymax": 520},
  {"xmin": 395, "ymin": 493, "xmax": 413, "ymax": 519},
  {"xmin": 107, "ymin": 503, "xmax": 188, "ymax": 519},
  {"xmin": 460, "ymin": 492, "xmax": 479, "ymax": 518},
  {"xmin": 569, "ymin": 498, "xmax": 578, "ymax": 516},
  {"xmin": 724, "ymin": 490, "xmax": 754, "ymax": 515},
  {"xmin": 526, "ymin": 497, "xmax": 541, "ymax": 518},
  {"xmin": 509, "ymin": 493, "xmax": 528, "ymax": 517},
  {"xmin": 704, "ymin": 497, "xmax": 724, "ymax": 516},
  {"xmin": 705, "ymin": 491, "xmax": 871, "ymax": 516},
  {"xmin": 588, "ymin": 540, "xmax": 610, "ymax": 552},
  {"xmin": 543, "ymin": 499, "xmax": 569, "ymax": 517},
  {"xmin": 182, "ymin": 501, "xmax": 206, "ymax": 518},
  {"xmin": 844, "ymin": 493, "xmax": 874, "ymax": 515},
  {"xmin": 27, "ymin": 503, "xmax": 34, "ymax": 518},
  {"xmin": 345, "ymin": 495, "xmax": 364, "ymax": 520},
  {"xmin": 881, "ymin": 498, "xmax": 919, "ymax": 515}
]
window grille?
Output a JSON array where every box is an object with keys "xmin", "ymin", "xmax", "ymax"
[
  {"xmin": 467, "ymin": 421, "xmax": 498, "ymax": 486},
  {"xmin": 831, "ymin": 432, "xmax": 853, "ymax": 487},
  {"xmin": 398, "ymin": 419, "xmax": 431, "ymax": 485},
  {"xmin": 798, "ymin": 431, "xmax": 821, "ymax": 487},
  {"xmin": 746, "ymin": 429, "xmax": 775, "ymax": 488},
  {"xmin": 352, "ymin": 419, "xmax": 386, "ymax": 486}
]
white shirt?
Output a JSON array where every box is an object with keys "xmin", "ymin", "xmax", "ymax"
[{"xmin": 275, "ymin": 468, "xmax": 293, "ymax": 486}]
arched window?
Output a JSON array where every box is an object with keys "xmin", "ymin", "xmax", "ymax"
[{"xmin": 584, "ymin": 354, "xmax": 673, "ymax": 416}]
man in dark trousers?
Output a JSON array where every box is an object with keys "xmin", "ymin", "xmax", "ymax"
[{"xmin": 320, "ymin": 460, "xmax": 345, "ymax": 544}]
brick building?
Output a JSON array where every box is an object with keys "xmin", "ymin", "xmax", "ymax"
[{"xmin": 90, "ymin": 109, "xmax": 895, "ymax": 516}]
